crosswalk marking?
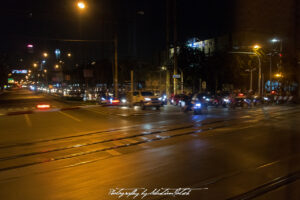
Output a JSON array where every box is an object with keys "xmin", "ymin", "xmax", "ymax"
[
  {"xmin": 86, "ymin": 108, "xmax": 107, "ymax": 115},
  {"xmin": 106, "ymin": 150, "xmax": 122, "ymax": 156},
  {"xmin": 24, "ymin": 114, "xmax": 32, "ymax": 127},
  {"xmin": 113, "ymin": 141, "xmax": 124, "ymax": 146},
  {"xmin": 58, "ymin": 111, "xmax": 81, "ymax": 122},
  {"xmin": 124, "ymin": 138, "xmax": 138, "ymax": 144}
]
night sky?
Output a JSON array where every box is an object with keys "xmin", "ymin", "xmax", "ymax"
[{"xmin": 0, "ymin": 0, "xmax": 231, "ymax": 63}]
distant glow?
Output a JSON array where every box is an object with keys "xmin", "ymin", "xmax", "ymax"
[
  {"xmin": 33, "ymin": 63, "xmax": 38, "ymax": 67},
  {"xmin": 238, "ymin": 93, "xmax": 244, "ymax": 96},
  {"xmin": 27, "ymin": 44, "xmax": 33, "ymax": 48},
  {"xmin": 55, "ymin": 64, "xmax": 59, "ymax": 69},
  {"xmin": 121, "ymin": 99, "xmax": 127, "ymax": 103},
  {"xmin": 144, "ymin": 98, "xmax": 151, "ymax": 101},
  {"xmin": 42, "ymin": 60, "xmax": 46, "ymax": 64},
  {"xmin": 264, "ymin": 97, "xmax": 269, "ymax": 101},
  {"xmin": 77, "ymin": 2, "xmax": 85, "ymax": 9},
  {"xmin": 67, "ymin": 53, "xmax": 72, "ymax": 57},
  {"xmin": 43, "ymin": 52, "xmax": 48, "ymax": 57},
  {"xmin": 55, "ymin": 49, "xmax": 61, "ymax": 59},
  {"xmin": 271, "ymin": 38, "xmax": 279, "ymax": 43},
  {"xmin": 44, "ymin": 69, "xmax": 47, "ymax": 73}
]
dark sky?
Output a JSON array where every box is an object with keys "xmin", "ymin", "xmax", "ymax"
[{"xmin": 0, "ymin": 0, "xmax": 231, "ymax": 63}]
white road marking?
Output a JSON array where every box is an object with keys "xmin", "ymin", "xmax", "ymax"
[
  {"xmin": 58, "ymin": 111, "xmax": 81, "ymax": 122},
  {"xmin": 24, "ymin": 114, "xmax": 32, "ymax": 127},
  {"xmin": 113, "ymin": 141, "xmax": 124, "ymax": 146},
  {"xmin": 124, "ymin": 138, "xmax": 138, "ymax": 144}
]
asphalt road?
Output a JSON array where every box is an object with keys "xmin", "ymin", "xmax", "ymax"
[{"xmin": 0, "ymin": 89, "xmax": 299, "ymax": 200}]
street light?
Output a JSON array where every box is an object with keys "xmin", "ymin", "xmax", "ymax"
[
  {"xmin": 44, "ymin": 69, "xmax": 47, "ymax": 73},
  {"xmin": 271, "ymin": 38, "xmax": 279, "ymax": 43},
  {"xmin": 67, "ymin": 53, "xmax": 72, "ymax": 57},
  {"xmin": 77, "ymin": 1, "xmax": 85, "ymax": 9},
  {"xmin": 253, "ymin": 44, "xmax": 261, "ymax": 50},
  {"xmin": 43, "ymin": 52, "xmax": 48, "ymax": 58},
  {"xmin": 274, "ymin": 73, "xmax": 283, "ymax": 78},
  {"xmin": 54, "ymin": 64, "xmax": 60, "ymax": 69},
  {"xmin": 33, "ymin": 63, "xmax": 38, "ymax": 68}
]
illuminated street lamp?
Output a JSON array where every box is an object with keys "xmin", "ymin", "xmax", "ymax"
[
  {"xmin": 67, "ymin": 53, "xmax": 72, "ymax": 57},
  {"xmin": 44, "ymin": 69, "xmax": 47, "ymax": 73},
  {"xmin": 33, "ymin": 63, "xmax": 38, "ymax": 68},
  {"xmin": 253, "ymin": 44, "xmax": 261, "ymax": 50},
  {"xmin": 43, "ymin": 52, "xmax": 48, "ymax": 58},
  {"xmin": 28, "ymin": 70, "xmax": 32, "ymax": 73},
  {"xmin": 77, "ymin": 1, "xmax": 86, "ymax": 9},
  {"xmin": 54, "ymin": 64, "xmax": 60, "ymax": 69},
  {"xmin": 274, "ymin": 73, "xmax": 283, "ymax": 78}
]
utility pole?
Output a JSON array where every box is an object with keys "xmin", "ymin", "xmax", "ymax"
[
  {"xmin": 173, "ymin": 0, "xmax": 178, "ymax": 95},
  {"xmin": 166, "ymin": 70, "xmax": 170, "ymax": 98},
  {"xmin": 165, "ymin": 0, "xmax": 170, "ymax": 98},
  {"xmin": 114, "ymin": 33, "xmax": 118, "ymax": 98},
  {"xmin": 130, "ymin": 70, "xmax": 134, "ymax": 107}
]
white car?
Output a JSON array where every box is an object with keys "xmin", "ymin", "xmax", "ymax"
[{"xmin": 132, "ymin": 91, "xmax": 162, "ymax": 110}]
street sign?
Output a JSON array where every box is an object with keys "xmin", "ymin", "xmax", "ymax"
[{"xmin": 173, "ymin": 74, "xmax": 181, "ymax": 79}]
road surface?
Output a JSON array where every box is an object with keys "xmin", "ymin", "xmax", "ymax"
[{"xmin": 0, "ymin": 89, "xmax": 299, "ymax": 200}]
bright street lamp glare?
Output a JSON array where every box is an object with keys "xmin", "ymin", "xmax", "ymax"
[
  {"xmin": 43, "ymin": 52, "xmax": 48, "ymax": 57},
  {"xmin": 253, "ymin": 45, "xmax": 261, "ymax": 50},
  {"xmin": 77, "ymin": 2, "xmax": 85, "ymax": 9},
  {"xmin": 271, "ymin": 38, "xmax": 279, "ymax": 43}
]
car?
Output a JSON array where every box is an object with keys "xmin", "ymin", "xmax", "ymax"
[{"xmin": 132, "ymin": 91, "xmax": 162, "ymax": 110}]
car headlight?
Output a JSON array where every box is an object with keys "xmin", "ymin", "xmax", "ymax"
[
  {"xmin": 195, "ymin": 103, "xmax": 201, "ymax": 107},
  {"xmin": 264, "ymin": 97, "xmax": 268, "ymax": 101},
  {"xmin": 158, "ymin": 97, "xmax": 162, "ymax": 100},
  {"xmin": 223, "ymin": 98, "xmax": 229, "ymax": 103},
  {"xmin": 144, "ymin": 98, "xmax": 151, "ymax": 101},
  {"xmin": 205, "ymin": 98, "xmax": 210, "ymax": 101},
  {"xmin": 101, "ymin": 97, "xmax": 106, "ymax": 101},
  {"xmin": 121, "ymin": 99, "xmax": 127, "ymax": 103}
]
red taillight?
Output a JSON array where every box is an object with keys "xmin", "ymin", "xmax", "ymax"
[
  {"xmin": 238, "ymin": 93, "xmax": 244, "ymax": 97},
  {"xmin": 112, "ymin": 100, "xmax": 120, "ymax": 103},
  {"xmin": 37, "ymin": 104, "xmax": 50, "ymax": 109}
]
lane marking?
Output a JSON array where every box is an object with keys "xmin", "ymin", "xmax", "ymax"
[
  {"xmin": 106, "ymin": 150, "xmax": 122, "ymax": 156},
  {"xmin": 58, "ymin": 111, "xmax": 81, "ymax": 122},
  {"xmin": 24, "ymin": 114, "xmax": 32, "ymax": 127}
]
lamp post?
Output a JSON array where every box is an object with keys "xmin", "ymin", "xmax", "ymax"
[{"xmin": 253, "ymin": 45, "xmax": 262, "ymax": 96}]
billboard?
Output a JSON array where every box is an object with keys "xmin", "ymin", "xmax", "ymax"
[
  {"xmin": 12, "ymin": 70, "xmax": 28, "ymax": 74},
  {"xmin": 8, "ymin": 78, "xmax": 14, "ymax": 84}
]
